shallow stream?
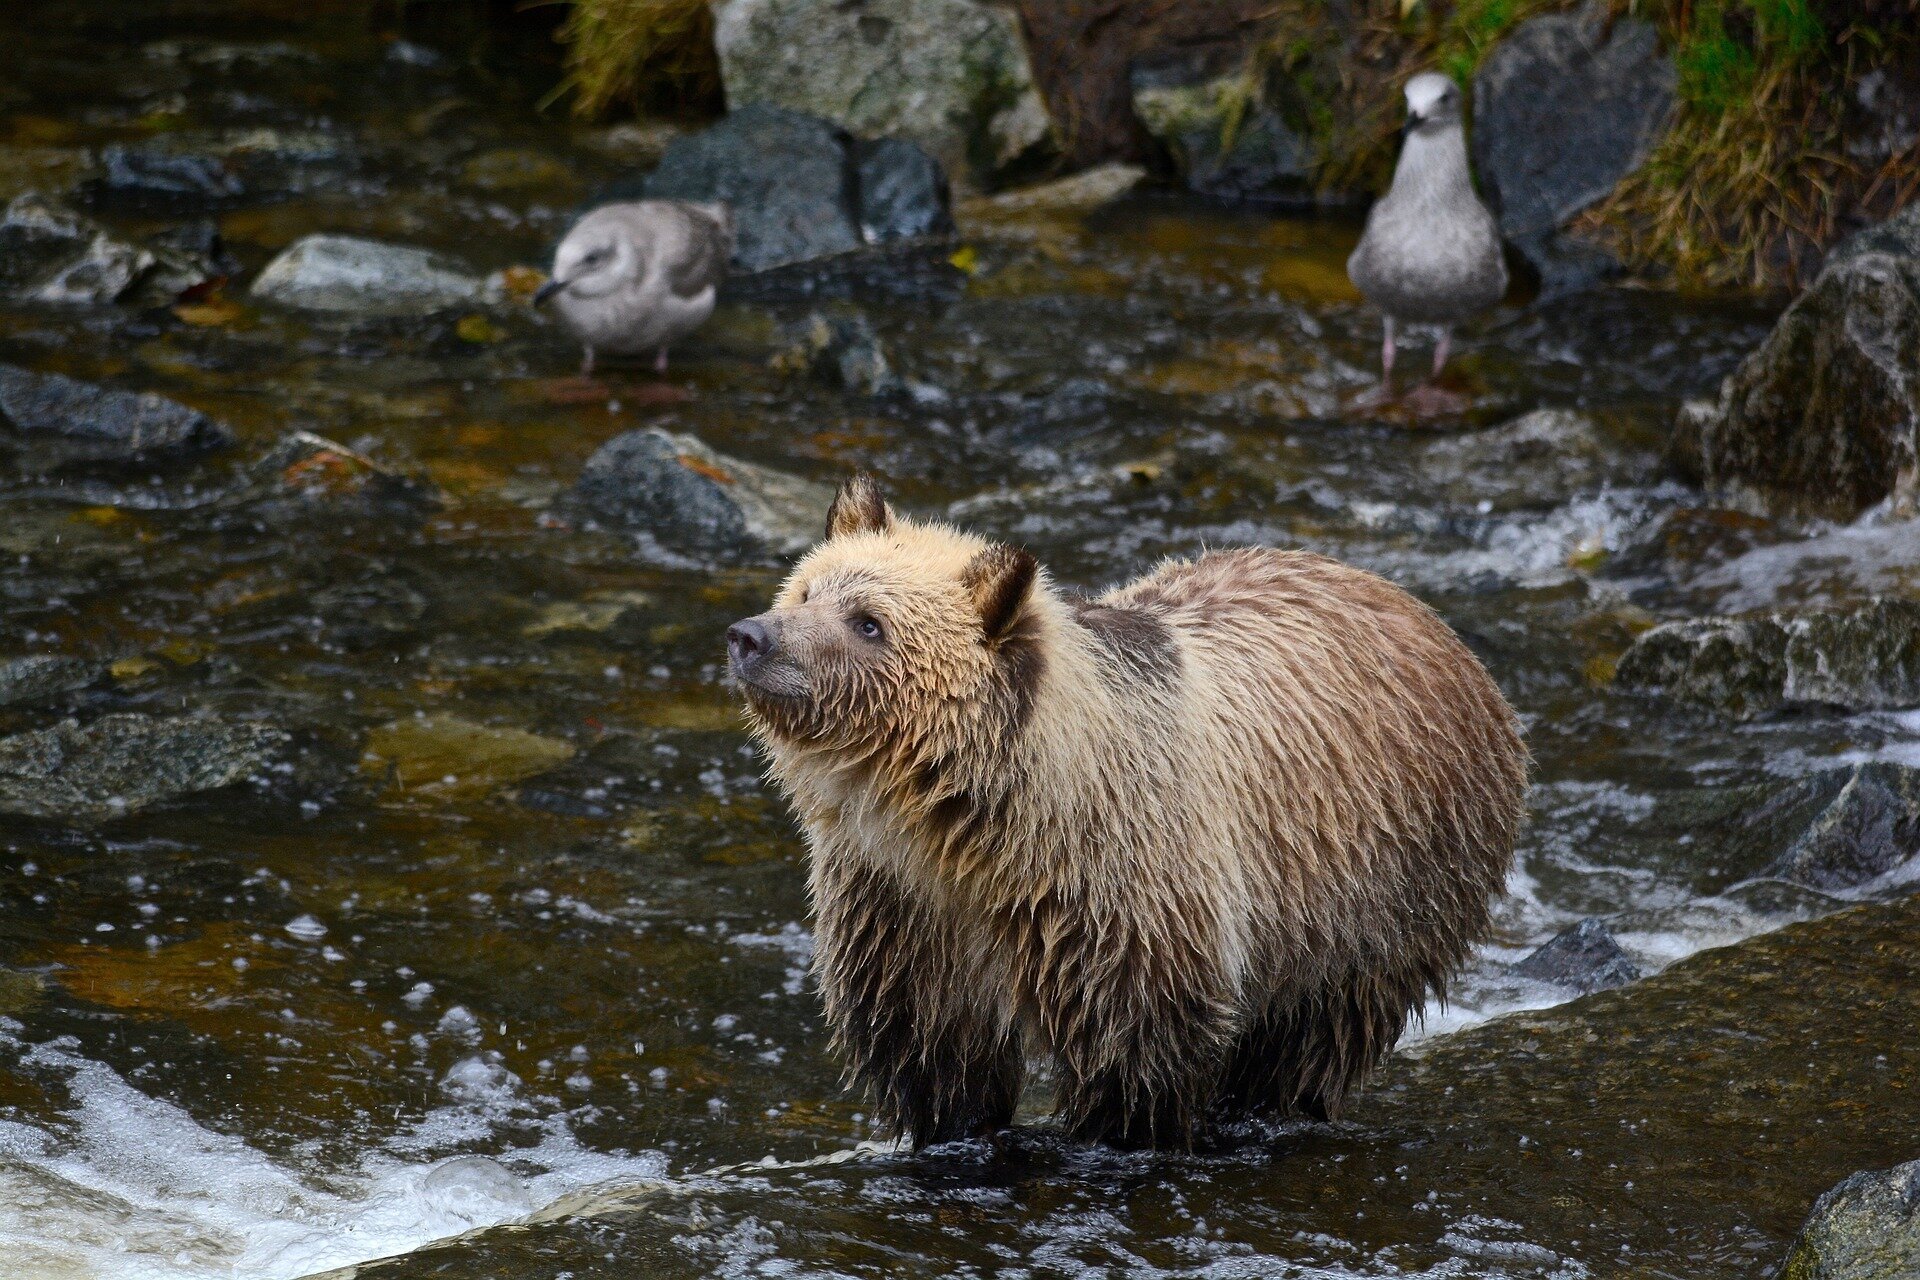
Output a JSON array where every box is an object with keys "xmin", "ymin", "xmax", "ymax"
[{"xmin": 2, "ymin": 5, "xmax": 1918, "ymax": 1278}]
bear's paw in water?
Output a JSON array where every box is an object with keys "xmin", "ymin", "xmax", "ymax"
[{"xmin": 728, "ymin": 475, "xmax": 1528, "ymax": 1150}]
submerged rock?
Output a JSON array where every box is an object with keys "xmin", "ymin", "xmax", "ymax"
[
  {"xmin": 642, "ymin": 104, "xmax": 951, "ymax": 273},
  {"xmin": 770, "ymin": 311, "xmax": 900, "ymax": 395},
  {"xmin": 86, "ymin": 143, "xmax": 245, "ymax": 212},
  {"xmin": 0, "ymin": 192, "xmax": 211, "ymax": 306},
  {"xmin": 1514, "ymin": 918, "xmax": 1641, "ymax": 994},
  {"xmin": 1614, "ymin": 599, "xmax": 1920, "ymax": 720},
  {"xmin": 1130, "ymin": 55, "xmax": 1313, "ymax": 205},
  {"xmin": 361, "ymin": 714, "xmax": 574, "ymax": 798},
  {"xmin": 1779, "ymin": 1159, "xmax": 1920, "ymax": 1280},
  {"xmin": 1671, "ymin": 202, "xmax": 1920, "ymax": 520},
  {"xmin": 0, "ymin": 364, "xmax": 233, "ymax": 469},
  {"xmin": 568, "ymin": 427, "xmax": 831, "ymax": 561},
  {"xmin": 0, "ymin": 713, "xmax": 288, "ymax": 823},
  {"xmin": 242, "ymin": 431, "xmax": 443, "ymax": 519},
  {"xmin": 1473, "ymin": 6, "xmax": 1673, "ymax": 294},
  {"xmin": 1761, "ymin": 763, "xmax": 1920, "ymax": 893},
  {"xmin": 0, "ymin": 656, "xmax": 106, "ymax": 709},
  {"xmin": 711, "ymin": 0, "xmax": 1050, "ymax": 189},
  {"xmin": 250, "ymin": 234, "xmax": 485, "ymax": 314}
]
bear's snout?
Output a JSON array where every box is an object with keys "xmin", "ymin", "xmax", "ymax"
[{"xmin": 727, "ymin": 616, "xmax": 779, "ymax": 674}]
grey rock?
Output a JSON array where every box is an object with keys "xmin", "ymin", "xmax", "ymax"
[
  {"xmin": 0, "ymin": 364, "xmax": 233, "ymax": 468},
  {"xmin": 643, "ymin": 105, "xmax": 950, "ymax": 273},
  {"xmin": 1763, "ymin": 763, "xmax": 1920, "ymax": 893},
  {"xmin": 1670, "ymin": 201, "xmax": 1920, "ymax": 520},
  {"xmin": 85, "ymin": 142, "xmax": 245, "ymax": 212},
  {"xmin": 1473, "ymin": 5, "xmax": 1675, "ymax": 241},
  {"xmin": 1513, "ymin": 228, "xmax": 1624, "ymax": 301},
  {"xmin": 712, "ymin": 0, "xmax": 1050, "ymax": 189},
  {"xmin": 1130, "ymin": 57, "xmax": 1313, "ymax": 205},
  {"xmin": 0, "ymin": 656, "xmax": 105, "ymax": 709},
  {"xmin": 1778, "ymin": 1159, "xmax": 1920, "ymax": 1280},
  {"xmin": 644, "ymin": 106, "xmax": 859, "ymax": 272},
  {"xmin": 568, "ymin": 427, "xmax": 832, "ymax": 561},
  {"xmin": 1614, "ymin": 599, "xmax": 1920, "ymax": 720},
  {"xmin": 1515, "ymin": 918, "xmax": 1641, "ymax": 994},
  {"xmin": 771, "ymin": 311, "xmax": 901, "ymax": 394},
  {"xmin": 243, "ymin": 431, "xmax": 443, "ymax": 519},
  {"xmin": 250, "ymin": 234, "xmax": 486, "ymax": 314},
  {"xmin": 0, "ymin": 193, "xmax": 211, "ymax": 306},
  {"xmin": 0, "ymin": 713, "xmax": 288, "ymax": 824},
  {"xmin": 854, "ymin": 137, "xmax": 954, "ymax": 244}
]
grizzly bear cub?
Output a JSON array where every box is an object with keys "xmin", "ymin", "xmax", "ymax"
[{"xmin": 728, "ymin": 476, "xmax": 1527, "ymax": 1150}]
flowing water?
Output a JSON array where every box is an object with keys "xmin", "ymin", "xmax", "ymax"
[{"xmin": 2, "ymin": 5, "xmax": 1918, "ymax": 1278}]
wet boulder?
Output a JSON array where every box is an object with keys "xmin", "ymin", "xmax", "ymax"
[
  {"xmin": 770, "ymin": 311, "xmax": 901, "ymax": 395},
  {"xmin": 0, "ymin": 364, "xmax": 233, "ymax": 470},
  {"xmin": 1671, "ymin": 202, "xmax": 1920, "ymax": 520},
  {"xmin": 1514, "ymin": 918, "xmax": 1641, "ymax": 994},
  {"xmin": 0, "ymin": 713, "xmax": 289, "ymax": 824},
  {"xmin": 1614, "ymin": 599, "xmax": 1920, "ymax": 720},
  {"xmin": 238, "ymin": 431, "xmax": 443, "ymax": 521},
  {"xmin": 250, "ymin": 234, "xmax": 486, "ymax": 315},
  {"xmin": 1130, "ymin": 54, "xmax": 1313, "ymax": 205},
  {"xmin": 1761, "ymin": 762, "xmax": 1920, "ymax": 894},
  {"xmin": 641, "ymin": 104, "xmax": 952, "ymax": 273},
  {"xmin": 567, "ymin": 427, "xmax": 832, "ymax": 561},
  {"xmin": 711, "ymin": 0, "xmax": 1050, "ymax": 190},
  {"xmin": 0, "ymin": 193, "xmax": 212, "ymax": 306},
  {"xmin": 0, "ymin": 656, "xmax": 106, "ymax": 710},
  {"xmin": 1473, "ymin": 6, "xmax": 1674, "ymax": 295},
  {"xmin": 1778, "ymin": 1159, "xmax": 1920, "ymax": 1280}
]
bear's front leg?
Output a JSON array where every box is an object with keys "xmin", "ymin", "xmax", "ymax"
[
  {"xmin": 811, "ymin": 857, "xmax": 1023, "ymax": 1147},
  {"xmin": 1033, "ymin": 902, "xmax": 1242, "ymax": 1150}
]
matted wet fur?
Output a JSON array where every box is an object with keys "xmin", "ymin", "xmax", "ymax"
[{"xmin": 729, "ymin": 476, "xmax": 1528, "ymax": 1150}]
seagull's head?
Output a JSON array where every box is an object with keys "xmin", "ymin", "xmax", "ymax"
[
  {"xmin": 1403, "ymin": 72, "xmax": 1463, "ymax": 135},
  {"xmin": 538, "ymin": 218, "xmax": 640, "ymax": 306}
]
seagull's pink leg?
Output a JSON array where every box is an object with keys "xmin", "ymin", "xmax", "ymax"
[
  {"xmin": 655, "ymin": 347, "xmax": 670, "ymax": 374},
  {"xmin": 1381, "ymin": 316, "xmax": 1396, "ymax": 385},
  {"xmin": 1432, "ymin": 328, "xmax": 1452, "ymax": 378}
]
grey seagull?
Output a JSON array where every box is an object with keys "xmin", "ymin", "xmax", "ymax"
[
  {"xmin": 536, "ymin": 200, "xmax": 734, "ymax": 376},
  {"xmin": 1347, "ymin": 73, "xmax": 1506, "ymax": 384}
]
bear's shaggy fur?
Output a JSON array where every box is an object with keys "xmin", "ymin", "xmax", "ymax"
[{"xmin": 729, "ymin": 476, "xmax": 1527, "ymax": 1149}]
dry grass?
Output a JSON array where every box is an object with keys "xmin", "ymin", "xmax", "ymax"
[
  {"xmin": 1253, "ymin": 0, "xmax": 1920, "ymax": 288},
  {"xmin": 1580, "ymin": 0, "xmax": 1920, "ymax": 289},
  {"xmin": 547, "ymin": 0, "xmax": 720, "ymax": 119}
]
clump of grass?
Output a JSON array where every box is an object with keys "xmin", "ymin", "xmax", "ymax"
[
  {"xmin": 1581, "ymin": 0, "xmax": 1920, "ymax": 288},
  {"xmin": 549, "ymin": 0, "xmax": 720, "ymax": 119},
  {"xmin": 1253, "ymin": 0, "xmax": 1918, "ymax": 288}
]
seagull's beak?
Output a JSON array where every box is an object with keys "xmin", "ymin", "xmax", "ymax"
[{"xmin": 533, "ymin": 277, "xmax": 567, "ymax": 307}]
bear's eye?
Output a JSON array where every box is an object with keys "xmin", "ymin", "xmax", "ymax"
[{"xmin": 851, "ymin": 614, "xmax": 884, "ymax": 642}]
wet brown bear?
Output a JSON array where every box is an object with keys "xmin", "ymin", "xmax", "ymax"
[{"xmin": 728, "ymin": 476, "xmax": 1527, "ymax": 1149}]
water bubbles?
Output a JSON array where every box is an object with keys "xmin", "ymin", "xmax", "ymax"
[{"xmin": 284, "ymin": 914, "xmax": 328, "ymax": 941}]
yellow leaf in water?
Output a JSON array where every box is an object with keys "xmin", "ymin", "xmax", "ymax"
[
  {"xmin": 75, "ymin": 506, "xmax": 125, "ymax": 526},
  {"xmin": 457, "ymin": 313, "xmax": 506, "ymax": 344},
  {"xmin": 1400, "ymin": 0, "xmax": 1422, "ymax": 15},
  {"xmin": 173, "ymin": 297, "xmax": 246, "ymax": 327},
  {"xmin": 111, "ymin": 656, "xmax": 159, "ymax": 681},
  {"xmin": 948, "ymin": 245, "xmax": 979, "ymax": 275},
  {"xmin": 497, "ymin": 264, "xmax": 548, "ymax": 303}
]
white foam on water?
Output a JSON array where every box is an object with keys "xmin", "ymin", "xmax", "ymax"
[
  {"xmin": 1688, "ymin": 507, "xmax": 1920, "ymax": 612},
  {"xmin": 0, "ymin": 1024, "xmax": 667, "ymax": 1280}
]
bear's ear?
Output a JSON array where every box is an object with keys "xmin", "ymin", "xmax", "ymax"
[
  {"xmin": 826, "ymin": 473, "xmax": 893, "ymax": 540},
  {"xmin": 962, "ymin": 543, "xmax": 1038, "ymax": 643}
]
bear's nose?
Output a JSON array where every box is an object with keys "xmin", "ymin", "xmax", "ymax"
[{"xmin": 727, "ymin": 617, "xmax": 776, "ymax": 670}]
